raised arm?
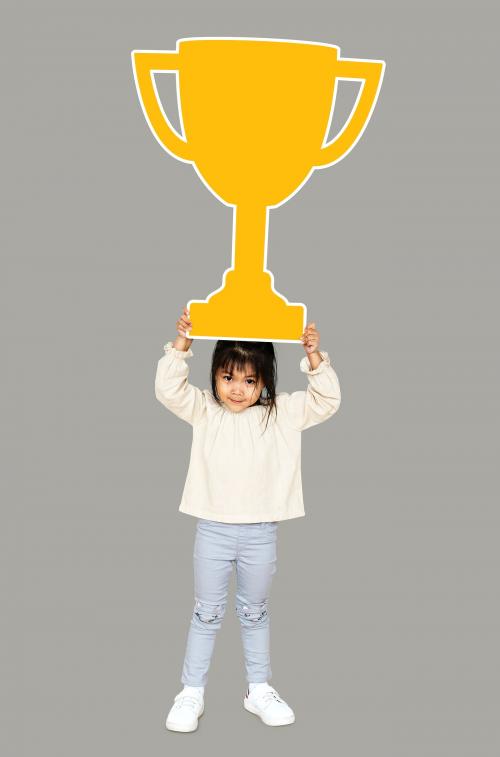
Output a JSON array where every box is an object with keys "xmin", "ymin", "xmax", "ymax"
[
  {"xmin": 154, "ymin": 342, "xmax": 207, "ymax": 426},
  {"xmin": 279, "ymin": 322, "xmax": 341, "ymax": 431},
  {"xmin": 154, "ymin": 306, "xmax": 206, "ymax": 426},
  {"xmin": 279, "ymin": 350, "xmax": 341, "ymax": 431}
]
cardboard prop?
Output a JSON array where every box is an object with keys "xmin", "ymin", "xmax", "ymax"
[{"xmin": 132, "ymin": 37, "xmax": 385, "ymax": 342}]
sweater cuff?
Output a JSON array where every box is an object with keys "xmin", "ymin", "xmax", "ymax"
[
  {"xmin": 163, "ymin": 340, "xmax": 194, "ymax": 359},
  {"xmin": 300, "ymin": 350, "xmax": 331, "ymax": 375}
]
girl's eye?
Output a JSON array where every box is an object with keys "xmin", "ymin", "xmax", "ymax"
[{"xmin": 222, "ymin": 376, "xmax": 255, "ymax": 384}]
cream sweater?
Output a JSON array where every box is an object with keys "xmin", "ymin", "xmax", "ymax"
[{"xmin": 154, "ymin": 341, "xmax": 341, "ymax": 523}]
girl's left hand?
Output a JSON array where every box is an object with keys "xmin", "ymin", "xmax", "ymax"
[{"xmin": 301, "ymin": 322, "xmax": 320, "ymax": 354}]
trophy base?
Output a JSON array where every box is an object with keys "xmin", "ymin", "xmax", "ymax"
[{"xmin": 187, "ymin": 270, "xmax": 305, "ymax": 341}]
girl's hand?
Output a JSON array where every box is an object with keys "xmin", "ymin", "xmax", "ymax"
[
  {"xmin": 301, "ymin": 322, "xmax": 320, "ymax": 354},
  {"xmin": 173, "ymin": 306, "xmax": 193, "ymax": 351}
]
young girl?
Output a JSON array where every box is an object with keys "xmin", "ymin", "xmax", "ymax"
[{"xmin": 155, "ymin": 306, "xmax": 341, "ymax": 731}]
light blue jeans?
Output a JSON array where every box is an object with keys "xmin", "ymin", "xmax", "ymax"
[{"xmin": 181, "ymin": 518, "xmax": 278, "ymax": 687}]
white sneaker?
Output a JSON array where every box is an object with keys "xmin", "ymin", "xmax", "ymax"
[
  {"xmin": 243, "ymin": 683, "xmax": 295, "ymax": 726},
  {"xmin": 165, "ymin": 688, "xmax": 204, "ymax": 732}
]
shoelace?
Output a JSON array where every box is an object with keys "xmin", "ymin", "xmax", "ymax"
[
  {"xmin": 174, "ymin": 694, "xmax": 202, "ymax": 711},
  {"xmin": 254, "ymin": 689, "xmax": 284, "ymax": 709}
]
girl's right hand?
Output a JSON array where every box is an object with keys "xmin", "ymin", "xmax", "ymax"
[{"xmin": 173, "ymin": 306, "xmax": 193, "ymax": 351}]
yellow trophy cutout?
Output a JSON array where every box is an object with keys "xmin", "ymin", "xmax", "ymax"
[{"xmin": 131, "ymin": 38, "xmax": 385, "ymax": 342}]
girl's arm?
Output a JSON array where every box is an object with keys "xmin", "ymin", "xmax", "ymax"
[
  {"xmin": 154, "ymin": 341, "xmax": 207, "ymax": 426},
  {"xmin": 279, "ymin": 349, "xmax": 341, "ymax": 432}
]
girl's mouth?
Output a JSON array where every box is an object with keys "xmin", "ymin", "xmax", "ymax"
[{"xmin": 230, "ymin": 398, "xmax": 244, "ymax": 404}]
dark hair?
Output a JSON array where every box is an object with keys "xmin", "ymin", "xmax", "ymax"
[{"xmin": 210, "ymin": 341, "xmax": 278, "ymax": 435}]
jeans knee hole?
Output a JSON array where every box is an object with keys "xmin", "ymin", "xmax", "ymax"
[
  {"xmin": 239, "ymin": 602, "xmax": 268, "ymax": 622},
  {"xmin": 194, "ymin": 601, "xmax": 223, "ymax": 624}
]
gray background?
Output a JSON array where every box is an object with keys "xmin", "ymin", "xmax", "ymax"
[{"xmin": 7, "ymin": 0, "xmax": 499, "ymax": 755}]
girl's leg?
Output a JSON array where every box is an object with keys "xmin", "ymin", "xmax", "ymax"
[
  {"xmin": 180, "ymin": 520, "xmax": 236, "ymax": 687},
  {"xmin": 235, "ymin": 522, "xmax": 278, "ymax": 685}
]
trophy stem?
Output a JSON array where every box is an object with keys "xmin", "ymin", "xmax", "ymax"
[
  {"xmin": 233, "ymin": 204, "xmax": 267, "ymax": 277},
  {"xmin": 189, "ymin": 200, "xmax": 304, "ymax": 339}
]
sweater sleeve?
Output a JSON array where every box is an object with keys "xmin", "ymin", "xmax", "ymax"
[
  {"xmin": 279, "ymin": 350, "xmax": 341, "ymax": 432},
  {"xmin": 154, "ymin": 341, "xmax": 207, "ymax": 426}
]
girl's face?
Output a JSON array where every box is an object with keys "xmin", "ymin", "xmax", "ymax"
[{"xmin": 216, "ymin": 363, "xmax": 265, "ymax": 413}]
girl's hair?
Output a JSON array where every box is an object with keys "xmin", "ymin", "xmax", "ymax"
[{"xmin": 210, "ymin": 341, "xmax": 278, "ymax": 434}]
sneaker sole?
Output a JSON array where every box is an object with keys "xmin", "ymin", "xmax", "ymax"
[
  {"xmin": 243, "ymin": 698, "xmax": 295, "ymax": 726},
  {"xmin": 166, "ymin": 702, "xmax": 204, "ymax": 732}
]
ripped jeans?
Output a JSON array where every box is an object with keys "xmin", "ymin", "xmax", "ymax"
[{"xmin": 181, "ymin": 518, "xmax": 278, "ymax": 687}]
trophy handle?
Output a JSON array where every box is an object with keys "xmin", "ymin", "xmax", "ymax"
[
  {"xmin": 315, "ymin": 58, "xmax": 385, "ymax": 167},
  {"xmin": 131, "ymin": 51, "xmax": 192, "ymax": 161}
]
